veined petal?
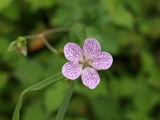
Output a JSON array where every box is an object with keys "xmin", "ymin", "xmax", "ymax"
[
  {"xmin": 83, "ymin": 38, "xmax": 101, "ymax": 59},
  {"xmin": 64, "ymin": 43, "xmax": 82, "ymax": 61},
  {"xmin": 81, "ymin": 67, "xmax": 100, "ymax": 89},
  {"xmin": 91, "ymin": 52, "xmax": 113, "ymax": 70},
  {"xmin": 62, "ymin": 62, "xmax": 82, "ymax": 80}
]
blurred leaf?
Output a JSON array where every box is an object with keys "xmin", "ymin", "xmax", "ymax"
[
  {"xmin": 12, "ymin": 73, "xmax": 64, "ymax": 120},
  {"xmin": 134, "ymin": 80, "xmax": 159, "ymax": 114},
  {"xmin": 50, "ymin": 0, "xmax": 86, "ymax": 26},
  {"xmin": 56, "ymin": 80, "xmax": 77, "ymax": 120},
  {"xmin": 20, "ymin": 43, "xmax": 27, "ymax": 56},
  {"xmin": 90, "ymin": 97, "xmax": 122, "ymax": 120},
  {"xmin": 75, "ymin": 76, "xmax": 108, "ymax": 98},
  {"xmin": 72, "ymin": 23, "xmax": 86, "ymax": 43},
  {"xmin": 106, "ymin": 1, "xmax": 134, "ymax": 29},
  {"xmin": 148, "ymin": 68, "xmax": 160, "ymax": 88},
  {"xmin": 117, "ymin": 30, "xmax": 144, "ymax": 48},
  {"xmin": 0, "ymin": 0, "xmax": 14, "ymax": 12},
  {"xmin": 0, "ymin": 37, "xmax": 10, "ymax": 56},
  {"xmin": 7, "ymin": 41, "xmax": 17, "ymax": 52},
  {"xmin": 24, "ymin": 0, "xmax": 57, "ymax": 12},
  {"xmin": 67, "ymin": 97, "xmax": 87, "ymax": 118},
  {"xmin": 111, "ymin": 77, "xmax": 136, "ymax": 97},
  {"xmin": 44, "ymin": 80, "xmax": 69, "ymax": 115},
  {"xmin": 14, "ymin": 60, "xmax": 44, "ymax": 87},
  {"xmin": 86, "ymin": 27, "xmax": 118, "ymax": 54},
  {"xmin": 7, "ymin": 37, "xmax": 27, "ymax": 56},
  {"xmin": 112, "ymin": 6, "xmax": 134, "ymax": 29},
  {"xmin": 0, "ymin": 72, "xmax": 9, "ymax": 91},
  {"xmin": 44, "ymin": 55, "xmax": 66, "ymax": 76},
  {"xmin": 139, "ymin": 19, "xmax": 160, "ymax": 39},
  {"xmin": 23, "ymin": 101, "xmax": 44, "ymax": 120},
  {"xmin": 1, "ymin": 2, "xmax": 20, "ymax": 21},
  {"xmin": 126, "ymin": 111, "xmax": 153, "ymax": 120},
  {"xmin": 126, "ymin": 0, "xmax": 144, "ymax": 16},
  {"xmin": 140, "ymin": 50, "xmax": 155, "ymax": 74}
]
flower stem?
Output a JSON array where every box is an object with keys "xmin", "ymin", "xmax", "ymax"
[
  {"xmin": 39, "ymin": 35, "xmax": 58, "ymax": 54},
  {"xmin": 56, "ymin": 80, "xmax": 77, "ymax": 120},
  {"xmin": 22, "ymin": 27, "xmax": 70, "ymax": 54},
  {"xmin": 23, "ymin": 27, "xmax": 70, "ymax": 39}
]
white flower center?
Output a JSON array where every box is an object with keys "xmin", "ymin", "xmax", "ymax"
[{"xmin": 79, "ymin": 56, "xmax": 93, "ymax": 69}]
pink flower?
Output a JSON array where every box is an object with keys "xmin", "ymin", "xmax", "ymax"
[{"xmin": 62, "ymin": 38, "xmax": 113, "ymax": 89}]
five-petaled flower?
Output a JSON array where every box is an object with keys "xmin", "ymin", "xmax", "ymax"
[{"xmin": 62, "ymin": 38, "xmax": 113, "ymax": 89}]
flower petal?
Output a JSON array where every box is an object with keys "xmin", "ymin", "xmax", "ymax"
[
  {"xmin": 83, "ymin": 38, "xmax": 101, "ymax": 59},
  {"xmin": 64, "ymin": 43, "xmax": 82, "ymax": 61},
  {"xmin": 81, "ymin": 67, "xmax": 100, "ymax": 89},
  {"xmin": 91, "ymin": 52, "xmax": 113, "ymax": 70},
  {"xmin": 62, "ymin": 62, "xmax": 82, "ymax": 80}
]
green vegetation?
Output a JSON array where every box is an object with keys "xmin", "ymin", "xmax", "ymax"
[{"xmin": 0, "ymin": 0, "xmax": 160, "ymax": 120}]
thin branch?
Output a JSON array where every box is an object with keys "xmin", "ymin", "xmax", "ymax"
[
  {"xmin": 23, "ymin": 27, "xmax": 70, "ymax": 39},
  {"xmin": 39, "ymin": 35, "xmax": 59, "ymax": 54},
  {"xmin": 22, "ymin": 27, "xmax": 70, "ymax": 54},
  {"xmin": 41, "ymin": 27, "xmax": 70, "ymax": 35}
]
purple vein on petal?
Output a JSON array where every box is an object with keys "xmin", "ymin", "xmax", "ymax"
[
  {"xmin": 91, "ymin": 52, "xmax": 113, "ymax": 70},
  {"xmin": 83, "ymin": 38, "xmax": 101, "ymax": 59},
  {"xmin": 81, "ymin": 67, "xmax": 100, "ymax": 89},
  {"xmin": 62, "ymin": 62, "xmax": 82, "ymax": 80},
  {"xmin": 64, "ymin": 43, "xmax": 82, "ymax": 61}
]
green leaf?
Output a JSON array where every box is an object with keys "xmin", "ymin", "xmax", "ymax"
[
  {"xmin": 44, "ymin": 80, "xmax": 69, "ymax": 114},
  {"xmin": 24, "ymin": 0, "xmax": 57, "ymax": 12},
  {"xmin": 90, "ymin": 97, "xmax": 122, "ymax": 120},
  {"xmin": 17, "ymin": 37, "xmax": 27, "ymax": 44},
  {"xmin": 56, "ymin": 80, "xmax": 77, "ymax": 120},
  {"xmin": 12, "ymin": 73, "xmax": 64, "ymax": 120},
  {"xmin": 110, "ymin": 77, "xmax": 136, "ymax": 97},
  {"xmin": 106, "ymin": 1, "xmax": 134, "ymax": 29},
  {"xmin": 7, "ymin": 41, "xmax": 17, "ymax": 52},
  {"xmin": 0, "ymin": 0, "xmax": 14, "ymax": 12},
  {"xmin": 14, "ymin": 60, "xmax": 44, "ymax": 87},
  {"xmin": 86, "ymin": 27, "xmax": 118, "ymax": 55},
  {"xmin": 23, "ymin": 101, "xmax": 44, "ymax": 120},
  {"xmin": 111, "ymin": 6, "xmax": 134, "ymax": 29},
  {"xmin": 0, "ymin": 72, "xmax": 9, "ymax": 91},
  {"xmin": 7, "ymin": 37, "xmax": 27, "ymax": 56},
  {"xmin": 20, "ymin": 43, "xmax": 27, "ymax": 56},
  {"xmin": 1, "ymin": 2, "xmax": 20, "ymax": 21},
  {"xmin": 75, "ymin": 76, "xmax": 108, "ymax": 98},
  {"xmin": 45, "ymin": 55, "xmax": 67, "ymax": 76},
  {"xmin": 50, "ymin": 0, "xmax": 83, "ymax": 26},
  {"xmin": 72, "ymin": 23, "xmax": 86, "ymax": 43}
]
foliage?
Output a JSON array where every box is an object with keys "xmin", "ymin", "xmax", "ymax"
[{"xmin": 0, "ymin": 0, "xmax": 160, "ymax": 120}]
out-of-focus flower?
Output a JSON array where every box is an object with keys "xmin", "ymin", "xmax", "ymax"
[
  {"xmin": 8, "ymin": 37, "xmax": 27, "ymax": 56},
  {"xmin": 62, "ymin": 38, "xmax": 113, "ymax": 89}
]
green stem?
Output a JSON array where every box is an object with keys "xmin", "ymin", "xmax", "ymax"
[
  {"xmin": 56, "ymin": 80, "xmax": 77, "ymax": 120},
  {"xmin": 39, "ymin": 35, "xmax": 58, "ymax": 54},
  {"xmin": 12, "ymin": 73, "xmax": 64, "ymax": 120}
]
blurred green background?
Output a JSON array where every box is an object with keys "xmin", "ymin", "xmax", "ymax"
[{"xmin": 0, "ymin": 0, "xmax": 160, "ymax": 120}]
